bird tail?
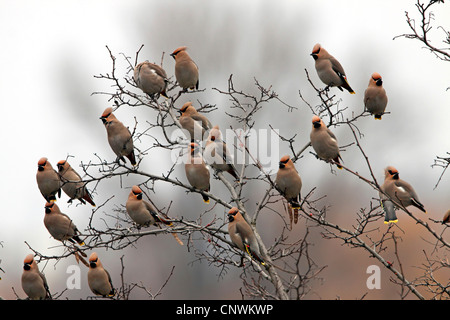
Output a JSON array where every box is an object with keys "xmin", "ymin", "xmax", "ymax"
[
  {"xmin": 244, "ymin": 244, "xmax": 265, "ymax": 266},
  {"xmin": 228, "ymin": 166, "xmax": 239, "ymax": 181},
  {"xmin": 83, "ymin": 192, "xmax": 96, "ymax": 207},
  {"xmin": 340, "ymin": 76, "xmax": 355, "ymax": 94},
  {"xmin": 411, "ymin": 199, "xmax": 427, "ymax": 213},
  {"xmin": 202, "ymin": 193, "xmax": 210, "ymax": 204},
  {"xmin": 126, "ymin": 151, "xmax": 137, "ymax": 166}
]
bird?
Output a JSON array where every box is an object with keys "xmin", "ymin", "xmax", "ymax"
[
  {"xmin": 36, "ymin": 157, "xmax": 62, "ymax": 202},
  {"xmin": 178, "ymin": 101, "xmax": 212, "ymax": 141},
  {"xmin": 43, "ymin": 202, "xmax": 85, "ymax": 246},
  {"xmin": 125, "ymin": 185, "xmax": 173, "ymax": 227},
  {"xmin": 171, "ymin": 46, "xmax": 199, "ymax": 91},
  {"xmin": 185, "ymin": 142, "xmax": 211, "ymax": 203},
  {"xmin": 204, "ymin": 125, "xmax": 239, "ymax": 180},
  {"xmin": 100, "ymin": 107, "xmax": 136, "ymax": 166},
  {"xmin": 379, "ymin": 192, "xmax": 398, "ymax": 224},
  {"xmin": 275, "ymin": 155, "xmax": 302, "ymax": 224},
  {"xmin": 21, "ymin": 254, "xmax": 51, "ymax": 300},
  {"xmin": 125, "ymin": 186, "xmax": 183, "ymax": 245},
  {"xmin": 443, "ymin": 210, "xmax": 450, "ymax": 224},
  {"xmin": 57, "ymin": 160, "xmax": 95, "ymax": 206},
  {"xmin": 227, "ymin": 207, "xmax": 265, "ymax": 265},
  {"xmin": 364, "ymin": 72, "xmax": 388, "ymax": 119},
  {"xmin": 380, "ymin": 166, "xmax": 427, "ymax": 214},
  {"xmin": 311, "ymin": 43, "xmax": 355, "ymax": 94},
  {"xmin": 310, "ymin": 115, "xmax": 343, "ymax": 169},
  {"xmin": 133, "ymin": 61, "xmax": 168, "ymax": 99},
  {"xmin": 87, "ymin": 252, "xmax": 115, "ymax": 298}
]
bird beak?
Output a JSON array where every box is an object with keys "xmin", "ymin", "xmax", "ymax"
[
  {"xmin": 392, "ymin": 172, "xmax": 399, "ymax": 180},
  {"xmin": 170, "ymin": 53, "xmax": 175, "ymax": 59},
  {"xmin": 311, "ymin": 53, "xmax": 318, "ymax": 60},
  {"xmin": 279, "ymin": 162, "xmax": 285, "ymax": 169}
]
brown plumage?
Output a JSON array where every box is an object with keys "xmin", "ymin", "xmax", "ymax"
[
  {"xmin": 171, "ymin": 46, "xmax": 199, "ymax": 91},
  {"xmin": 185, "ymin": 142, "xmax": 211, "ymax": 203},
  {"xmin": 125, "ymin": 185, "xmax": 172, "ymax": 227},
  {"xmin": 227, "ymin": 207, "xmax": 265, "ymax": 265},
  {"xmin": 57, "ymin": 160, "xmax": 95, "ymax": 206},
  {"xmin": 178, "ymin": 102, "xmax": 212, "ymax": 141},
  {"xmin": 125, "ymin": 185, "xmax": 183, "ymax": 245},
  {"xmin": 36, "ymin": 157, "xmax": 62, "ymax": 202},
  {"xmin": 204, "ymin": 125, "xmax": 239, "ymax": 180},
  {"xmin": 443, "ymin": 210, "xmax": 450, "ymax": 224},
  {"xmin": 21, "ymin": 254, "xmax": 51, "ymax": 300},
  {"xmin": 133, "ymin": 61, "xmax": 168, "ymax": 99},
  {"xmin": 380, "ymin": 166, "xmax": 427, "ymax": 214},
  {"xmin": 311, "ymin": 43, "xmax": 355, "ymax": 94},
  {"xmin": 275, "ymin": 155, "xmax": 302, "ymax": 209},
  {"xmin": 87, "ymin": 252, "xmax": 115, "ymax": 298},
  {"xmin": 43, "ymin": 202, "xmax": 85, "ymax": 246},
  {"xmin": 364, "ymin": 72, "xmax": 388, "ymax": 120},
  {"xmin": 310, "ymin": 116, "xmax": 343, "ymax": 169},
  {"xmin": 100, "ymin": 107, "xmax": 136, "ymax": 166}
]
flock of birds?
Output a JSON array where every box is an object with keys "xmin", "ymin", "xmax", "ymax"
[{"xmin": 21, "ymin": 44, "xmax": 448, "ymax": 300}]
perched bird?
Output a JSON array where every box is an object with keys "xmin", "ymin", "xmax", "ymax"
[
  {"xmin": 364, "ymin": 72, "xmax": 388, "ymax": 119},
  {"xmin": 379, "ymin": 192, "xmax": 398, "ymax": 224},
  {"xmin": 310, "ymin": 116, "xmax": 343, "ymax": 169},
  {"xmin": 87, "ymin": 252, "xmax": 115, "ymax": 298},
  {"xmin": 100, "ymin": 107, "xmax": 136, "ymax": 166},
  {"xmin": 311, "ymin": 43, "xmax": 355, "ymax": 94},
  {"xmin": 126, "ymin": 185, "xmax": 172, "ymax": 227},
  {"xmin": 275, "ymin": 155, "xmax": 302, "ymax": 210},
  {"xmin": 126, "ymin": 186, "xmax": 183, "ymax": 245},
  {"xmin": 171, "ymin": 46, "xmax": 199, "ymax": 91},
  {"xmin": 227, "ymin": 207, "xmax": 265, "ymax": 265},
  {"xmin": 43, "ymin": 202, "xmax": 85, "ymax": 246},
  {"xmin": 133, "ymin": 61, "xmax": 168, "ymax": 99},
  {"xmin": 380, "ymin": 166, "xmax": 427, "ymax": 214},
  {"xmin": 21, "ymin": 254, "xmax": 51, "ymax": 300},
  {"xmin": 204, "ymin": 125, "xmax": 239, "ymax": 180},
  {"xmin": 36, "ymin": 157, "xmax": 61, "ymax": 202},
  {"xmin": 178, "ymin": 101, "xmax": 212, "ymax": 141},
  {"xmin": 185, "ymin": 142, "xmax": 211, "ymax": 203},
  {"xmin": 57, "ymin": 160, "xmax": 95, "ymax": 206},
  {"xmin": 443, "ymin": 210, "xmax": 450, "ymax": 224}
]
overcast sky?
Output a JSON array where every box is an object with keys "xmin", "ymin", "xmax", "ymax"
[{"xmin": 0, "ymin": 0, "xmax": 449, "ymax": 300}]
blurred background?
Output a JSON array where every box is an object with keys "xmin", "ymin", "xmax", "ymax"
[{"xmin": 0, "ymin": 0, "xmax": 449, "ymax": 300}]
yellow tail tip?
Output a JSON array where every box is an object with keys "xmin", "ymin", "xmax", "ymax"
[
  {"xmin": 203, "ymin": 200, "xmax": 210, "ymax": 204},
  {"xmin": 384, "ymin": 220, "xmax": 398, "ymax": 224},
  {"xmin": 350, "ymin": 92, "xmax": 356, "ymax": 94}
]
